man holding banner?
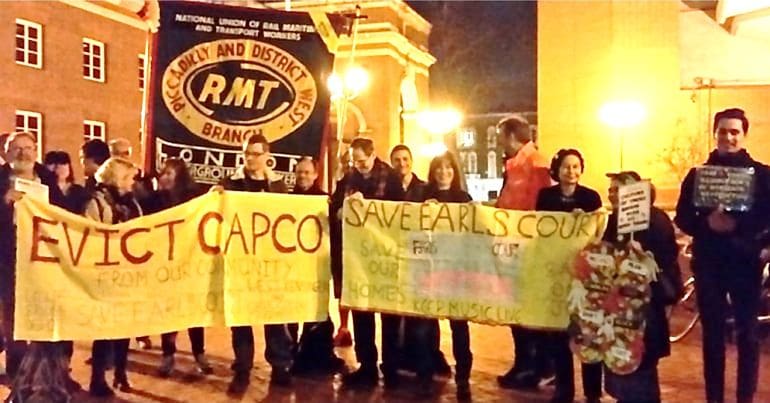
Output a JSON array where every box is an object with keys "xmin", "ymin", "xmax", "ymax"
[
  {"xmin": 218, "ymin": 134, "xmax": 293, "ymax": 394},
  {"xmin": 288, "ymin": 158, "xmax": 345, "ymax": 375},
  {"xmin": 494, "ymin": 115, "xmax": 553, "ymax": 390},
  {"xmin": 332, "ymin": 137, "xmax": 405, "ymax": 389},
  {"xmin": 0, "ymin": 132, "xmax": 64, "ymax": 380}
]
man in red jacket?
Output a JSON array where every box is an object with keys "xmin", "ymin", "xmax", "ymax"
[{"xmin": 494, "ymin": 115, "xmax": 553, "ymax": 390}]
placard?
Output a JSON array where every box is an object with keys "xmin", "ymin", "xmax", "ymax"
[
  {"xmin": 617, "ymin": 181, "xmax": 650, "ymax": 234},
  {"xmin": 693, "ymin": 165, "xmax": 754, "ymax": 212}
]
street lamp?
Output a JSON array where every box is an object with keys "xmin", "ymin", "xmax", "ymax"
[{"xmin": 599, "ymin": 100, "xmax": 647, "ymax": 170}]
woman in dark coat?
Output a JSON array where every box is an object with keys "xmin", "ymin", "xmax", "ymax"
[
  {"xmin": 535, "ymin": 149, "xmax": 603, "ymax": 403},
  {"xmin": 412, "ymin": 152, "xmax": 474, "ymax": 401},
  {"xmin": 147, "ymin": 158, "xmax": 213, "ymax": 378},
  {"xmin": 44, "ymin": 151, "xmax": 89, "ymax": 215},
  {"xmin": 602, "ymin": 171, "xmax": 681, "ymax": 403}
]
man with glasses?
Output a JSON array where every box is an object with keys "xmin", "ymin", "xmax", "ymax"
[
  {"xmin": 331, "ymin": 137, "xmax": 405, "ymax": 389},
  {"xmin": 215, "ymin": 134, "xmax": 294, "ymax": 395},
  {"xmin": 0, "ymin": 132, "xmax": 64, "ymax": 379}
]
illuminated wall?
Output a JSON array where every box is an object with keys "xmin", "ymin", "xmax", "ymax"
[
  {"xmin": 539, "ymin": 0, "xmax": 770, "ymax": 207},
  {"xmin": 538, "ymin": 1, "xmax": 681, "ymax": 204}
]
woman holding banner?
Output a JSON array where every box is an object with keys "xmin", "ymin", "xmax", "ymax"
[
  {"xmin": 145, "ymin": 158, "xmax": 213, "ymax": 378},
  {"xmin": 412, "ymin": 151, "xmax": 473, "ymax": 401},
  {"xmin": 83, "ymin": 157, "xmax": 143, "ymax": 396},
  {"xmin": 535, "ymin": 149, "xmax": 603, "ymax": 403}
]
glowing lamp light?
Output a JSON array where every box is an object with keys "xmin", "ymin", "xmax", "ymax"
[
  {"xmin": 327, "ymin": 74, "xmax": 343, "ymax": 100},
  {"xmin": 327, "ymin": 66, "xmax": 370, "ymax": 102},
  {"xmin": 598, "ymin": 101, "xmax": 647, "ymax": 129},
  {"xmin": 343, "ymin": 66, "xmax": 369, "ymax": 97},
  {"xmin": 417, "ymin": 109, "xmax": 463, "ymax": 135},
  {"xmin": 419, "ymin": 142, "xmax": 448, "ymax": 157}
]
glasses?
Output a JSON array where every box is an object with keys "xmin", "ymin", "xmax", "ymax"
[
  {"xmin": 10, "ymin": 146, "xmax": 35, "ymax": 153},
  {"xmin": 245, "ymin": 151, "xmax": 267, "ymax": 158}
]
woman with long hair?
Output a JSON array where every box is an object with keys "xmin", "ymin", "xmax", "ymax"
[
  {"xmin": 44, "ymin": 151, "xmax": 89, "ymax": 214},
  {"xmin": 84, "ymin": 157, "xmax": 143, "ymax": 396},
  {"xmin": 148, "ymin": 158, "xmax": 212, "ymax": 377},
  {"xmin": 413, "ymin": 151, "xmax": 473, "ymax": 401},
  {"xmin": 536, "ymin": 149, "xmax": 603, "ymax": 403}
]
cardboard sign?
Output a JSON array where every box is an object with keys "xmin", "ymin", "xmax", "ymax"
[
  {"xmin": 617, "ymin": 181, "xmax": 650, "ymax": 234},
  {"xmin": 693, "ymin": 166, "xmax": 755, "ymax": 212},
  {"xmin": 13, "ymin": 177, "xmax": 49, "ymax": 203}
]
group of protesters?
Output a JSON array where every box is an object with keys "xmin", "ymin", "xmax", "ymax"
[{"xmin": 0, "ymin": 107, "xmax": 765, "ymax": 403}]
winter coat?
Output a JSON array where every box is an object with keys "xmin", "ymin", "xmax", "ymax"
[
  {"xmin": 0, "ymin": 163, "xmax": 65, "ymax": 288},
  {"xmin": 221, "ymin": 166, "xmax": 288, "ymax": 194},
  {"xmin": 674, "ymin": 149, "xmax": 770, "ymax": 268},
  {"xmin": 330, "ymin": 158, "xmax": 403, "ymax": 298},
  {"xmin": 403, "ymin": 174, "xmax": 426, "ymax": 203},
  {"xmin": 84, "ymin": 184, "xmax": 142, "ymax": 224},
  {"xmin": 419, "ymin": 186, "xmax": 472, "ymax": 204},
  {"xmin": 535, "ymin": 184, "xmax": 603, "ymax": 213},
  {"xmin": 497, "ymin": 141, "xmax": 551, "ymax": 210}
]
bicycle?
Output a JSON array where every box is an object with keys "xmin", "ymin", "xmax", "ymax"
[{"xmin": 667, "ymin": 239, "xmax": 770, "ymax": 342}]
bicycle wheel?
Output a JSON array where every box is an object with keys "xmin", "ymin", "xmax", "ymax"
[{"xmin": 668, "ymin": 277, "xmax": 700, "ymax": 342}]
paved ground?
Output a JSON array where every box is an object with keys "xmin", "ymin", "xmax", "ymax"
[{"xmin": 1, "ymin": 315, "xmax": 769, "ymax": 403}]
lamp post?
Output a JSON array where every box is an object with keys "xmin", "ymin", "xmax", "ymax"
[{"xmin": 599, "ymin": 100, "xmax": 647, "ymax": 170}]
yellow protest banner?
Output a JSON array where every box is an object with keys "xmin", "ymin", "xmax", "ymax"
[
  {"xmin": 14, "ymin": 192, "xmax": 330, "ymax": 341},
  {"xmin": 341, "ymin": 199, "xmax": 608, "ymax": 329}
]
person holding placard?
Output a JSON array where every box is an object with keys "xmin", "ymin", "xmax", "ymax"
[
  {"xmin": 674, "ymin": 108, "xmax": 770, "ymax": 403},
  {"xmin": 536, "ymin": 148, "xmax": 603, "ymax": 403},
  {"xmin": 602, "ymin": 171, "xmax": 682, "ymax": 403},
  {"xmin": 0, "ymin": 133, "xmax": 64, "ymax": 371}
]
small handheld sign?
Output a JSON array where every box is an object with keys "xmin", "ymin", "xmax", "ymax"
[
  {"xmin": 617, "ymin": 181, "xmax": 651, "ymax": 235},
  {"xmin": 693, "ymin": 166, "xmax": 755, "ymax": 212}
]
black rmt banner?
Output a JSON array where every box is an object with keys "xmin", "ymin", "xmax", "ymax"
[{"xmin": 148, "ymin": 1, "xmax": 335, "ymax": 185}]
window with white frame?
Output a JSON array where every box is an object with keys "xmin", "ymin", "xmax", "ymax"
[
  {"xmin": 15, "ymin": 19, "xmax": 42, "ymax": 68},
  {"xmin": 15, "ymin": 110, "xmax": 43, "ymax": 158},
  {"xmin": 487, "ymin": 126, "xmax": 496, "ymax": 148},
  {"xmin": 83, "ymin": 120, "xmax": 106, "ymax": 142},
  {"xmin": 138, "ymin": 54, "xmax": 146, "ymax": 91},
  {"xmin": 82, "ymin": 38, "xmax": 105, "ymax": 82},
  {"xmin": 467, "ymin": 151, "xmax": 477, "ymax": 174},
  {"xmin": 487, "ymin": 150, "xmax": 497, "ymax": 178},
  {"xmin": 456, "ymin": 127, "xmax": 476, "ymax": 148}
]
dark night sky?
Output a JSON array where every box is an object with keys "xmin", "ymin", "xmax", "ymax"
[{"xmin": 406, "ymin": 1, "xmax": 537, "ymax": 113}]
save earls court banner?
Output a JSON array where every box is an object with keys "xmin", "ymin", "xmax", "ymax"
[
  {"xmin": 341, "ymin": 199, "xmax": 608, "ymax": 329},
  {"xmin": 149, "ymin": 1, "xmax": 337, "ymax": 187},
  {"xmin": 13, "ymin": 193, "xmax": 331, "ymax": 341}
]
